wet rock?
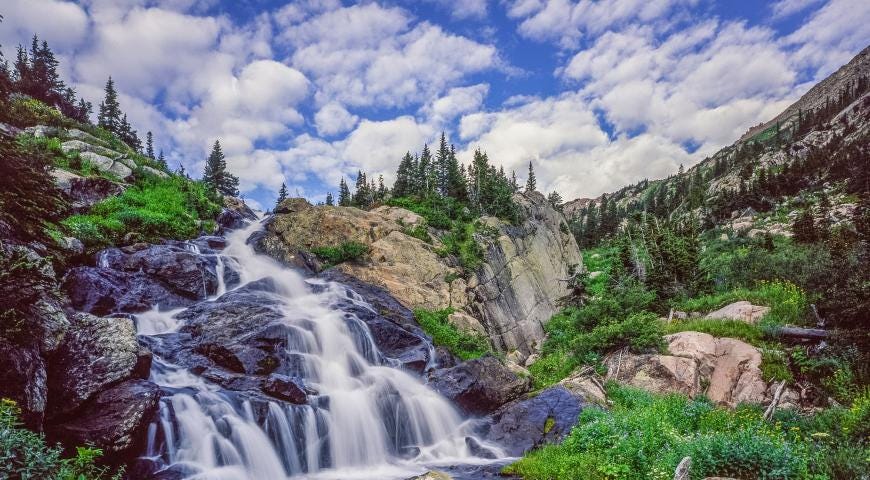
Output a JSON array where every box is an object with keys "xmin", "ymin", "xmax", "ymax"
[
  {"xmin": 48, "ymin": 379, "xmax": 160, "ymax": 458},
  {"xmin": 482, "ymin": 386, "xmax": 584, "ymax": 456},
  {"xmin": 217, "ymin": 196, "xmax": 257, "ymax": 231},
  {"xmin": 465, "ymin": 437, "xmax": 497, "ymax": 459},
  {"xmin": 47, "ymin": 313, "xmax": 139, "ymax": 418},
  {"xmin": 263, "ymin": 374, "xmax": 308, "ymax": 404},
  {"xmin": 0, "ymin": 340, "xmax": 47, "ymax": 429},
  {"xmin": 428, "ymin": 356, "xmax": 530, "ymax": 415}
]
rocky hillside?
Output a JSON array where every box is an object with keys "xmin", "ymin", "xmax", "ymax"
[{"xmin": 255, "ymin": 191, "xmax": 582, "ymax": 362}]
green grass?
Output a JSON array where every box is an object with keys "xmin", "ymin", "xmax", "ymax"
[
  {"xmin": 1, "ymin": 399, "xmax": 121, "ymax": 480},
  {"xmin": 311, "ymin": 241, "xmax": 370, "ymax": 267},
  {"xmin": 664, "ymin": 318, "xmax": 765, "ymax": 345},
  {"xmin": 413, "ymin": 308, "xmax": 490, "ymax": 360},
  {"xmin": 503, "ymin": 384, "xmax": 870, "ymax": 480},
  {"xmin": 673, "ymin": 280, "xmax": 808, "ymax": 327},
  {"xmin": 62, "ymin": 175, "xmax": 220, "ymax": 248},
  {"xmin": 582, "ymin": 244, "xmax": 619, "ymax": 297}
]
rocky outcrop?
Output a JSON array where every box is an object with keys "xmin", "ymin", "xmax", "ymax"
[
  {"xmin": 605, "ymin": 331, "xmax": 770, "ymax": 407},
  {"xmin": 481, "ymin": 386, "xmax": 584, "ymax": 456},
  {"xmin": 257, "ymin": 194, "xmax": 581, "ymax": 362},
  {"xmin": 468, "ymin": 192, "xmax": 582, "ymax": 359},
  {"xmin": 427, "ymin": 356, "xmax": 531, "ymax": 415},
  {"xmin": 63, "ymin": 242, "xmax": 221, "ymax": 315},
  {"xmin": 51, "ymin": 168, "xmax": 125, "ymax": 213},
  {"xmin": 47, "ymin": 313, "xmax": 141, "ymax": 418},
  {"xmin": 705, "ymin": 301, "xmax": 770, "ymax": 324}
]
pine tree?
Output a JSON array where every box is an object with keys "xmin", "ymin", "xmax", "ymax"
[
  {"xmin": 276, "ymin": 182, "xmax": 289, "ymax": 208},
  {"xmin": 98, "ymin": 77, "xmax": 121, "ymax": 134},
  {"xmin": 792, "ymin": 208, "xmax": 817, "ymax": 243},
  {"xmin": 353, "ymin": 170, "xmax": 370, "ymax": 208},
  {"xmin": 338, "ymin": 178, "xmax": 351, "ymax": 206},
  {"xmin": 118, "ymin": 113, "xmax": 141, "ymax": 151},
  {"xmin": 325, "ymin": 192, "xmax": 334, "ymax": 206},
  {"xmin": 202, "ymin": 140, "xmax": 239, "ymax": 197},
  {"xmin": 525, "ymin": 161, "xmax": 537, "ymax": 193},
  {"xmin": 419, "ymin": 144, "xmax": 433, "ymax": 195},
  {"xmin": 157, "ymin": 150, "xmax": 167, "ymax": 168},
  {"xmin": 445, "ymin": 144, "xmax": 467, "ymax": 201},
  {"xmin": 435, "ymin": 132, "xmax": 450, "ymax": 196},
  {"xmin": 145, "ymin": 131, "xmax": 155, "ymax": 159},
  {"xmin": 548, "ymin": 191, "xmax": 563, "ymax": 209}
]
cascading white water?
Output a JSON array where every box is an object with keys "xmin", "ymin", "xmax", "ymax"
[{"xmin": 137, "ymin": 219, "xmax": 505, "ymax": 479}]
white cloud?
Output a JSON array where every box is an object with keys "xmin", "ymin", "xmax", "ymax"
[
  {"xmin": 341, "ymin": 116, "xmax": 434, "ymax": 178},
  {"xmin": 421, "ymin": 0, "xmax": 489, "ymax": 19},
  {"xmin": 770, "ymin": 0, "xmax": 824, "ymax": 19},
  {"xmin": 314, "ymin": 102, "xmax": 359, "ymax": 136},
  {"xmin": 279, "ymin": 4, "xmax": 498, "ymax": 108},
  {"xmin": 503, "ymin": 0, "xmax": 698, "ymax": 48},
  {"xmin": 0, "ymin": 0, "xmax": 89, "ymax": 50},
  {"xmin": 784, "ymin": 0, "xmax": 870, "ymax": 79},
  {"xmin": 423, "ymin": 83, "xmax": 490, "ymax": 125}
]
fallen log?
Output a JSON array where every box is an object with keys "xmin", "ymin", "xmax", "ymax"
[{"xmin": 774, "ymin": 326, "xmax": 829, "ymax": 340}]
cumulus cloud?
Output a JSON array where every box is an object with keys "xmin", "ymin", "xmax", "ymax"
[
  {"xmin": 423, "ymin": 83, "xmax": 490, "ymax": 126},
  {"xmin": 784, "ymin": 0, "xmax": 870, "ymax": 79},
  {"xmin": 420, "ymin": 0, "xmax": 489, "ymax": 19},
  {"xmin": 503, "ymin": 0, "xmax": 698, "ymax": 48},
  {"xmin": 0, "ymin": 0, "xmax": 89, "ymax": 50},
  {"xmin": 278, "ymin": 3, "xmax": 498, "ymax": 108},
  {"xmin": 314, "ymin": 102, "xmax": 359, "ymax": 137},
  {"xmin": 770, "ymin": 0, "xmax": 824, "ymax": 19}
]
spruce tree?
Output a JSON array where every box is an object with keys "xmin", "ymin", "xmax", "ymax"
[
  {"xmin": 393, "ymin": 152, "xmax": 413, "ymax": 197},
  {"xmin": 526, "ymin": 161, "xmax": 537, "ymax": 193},
  {"xmin": 325, "ymin": 192, "xmax": 334, "ymax": 206},
  {"xmin": 276, "ymin": 182, "xmax": 289, "ymax": 208},
  {"xmin": 98, "ymin": 77, "xmax": 121, "ymax": 134},
  {"xmin": 157, "ymin": 150, "xmax": 167, "ymax": 168},
  {"xmin": 202, "ymin": 140, "xmax": 239, "ymax": 197},
  {"xmin": 435, "ymin": 132, "xmax": 450, "ymax": 196},
  {"xmin": 548, "ymin": 191, "xmax": 563, "ymax": 209},
  {"xmin": 146, "ymin": 131, "xmax": 155, "ymax": 159},
  {"xmin": 792, "ymin": 208, "xmax": 817, "ymax": 243},
  {"xmin": 445, "ymin": 144, "xmax": 466, "ymax": 201},
  {"xmin": 338, "ymin": 178, "xmax": 351, "ymax": 206}
]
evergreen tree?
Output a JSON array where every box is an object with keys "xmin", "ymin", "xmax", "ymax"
[
  {"xmin": 511, "ymin": 170, "xmax": 519, "ymax": 192},
  {"xmin": 792, "ymin": 208, "xmax": 817, "ymax": 243},
  {"xmin": 145, "ymin": 131, "xmax": 155, "ymax": 159},
  {"xmin": 817, "ymin": 192, "xmax": 832, "ymax": 239},
  {"xmin": 157, "ymin": 150, "xmax": 167, "ymax": 168},
  {"xmin": 325, "ymin": 192, "xmax": 334, "ymax": 206},
  {"xmin": 353, "ymin": 170, "xmax": 370, "ymax": 207},
  {"xmin": 393, "ymin": 152, "xmax": 414, "ymax": 197},
  {"xmin": 435, "ymin": 132, "xmax": 451, "ymax": 196},
  {"xmin": 445, "ymin": 144, "xmax": 467, "ymax": 201},
  {"xmin": 526, "ymin": 161, "xmax": 537, "ymax": 193},
  {"xmin": 548, "ymin": 191, "xmax": 563, "ymax": 210},
  {"xmin": 418, "ymin": 144, "xmax": 434, "ymax": 195},
  {"xmin": 338, "ymin": 178, "xmax": 351, "ymax": 206},
  {"xmin": 377, "ymin": 174, "xmax": 387, "ymax": 200},
  {"xmin": 276, "ymin": 182, "xmax": 289, "ymax": 208},
  {"xmin": 118, "ymin": 113, "xmax": 141, "ymax": 151},
  {"xmin": 202, "ymin": 140, "xmax": 239, "ymax": 197},
  {"xmin": 98, "ymin": 76, "xmax": 121, "ymax": 134}
]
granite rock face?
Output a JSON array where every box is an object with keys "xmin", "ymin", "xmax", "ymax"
[{"xmin": 427, "ymin": 356, "xmax": 531, "ymax": 415}]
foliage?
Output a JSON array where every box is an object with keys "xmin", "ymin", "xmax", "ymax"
[
  {"xmin": 401, "ymin": 223, "xmax": 431, "ymax": 243},
  {"xmin": 504, "ymin": 384, "xmax": 870, "ymax": 480},
  {"xmin": 202, "ymin": 140, "xmax": 239, "ymax": 197},
  {"xmin": 311, "ymin": 241, "xmax": 370, "ymax": 267},
  {"xmin": 414, "ymin": 308, "xmax": 490, "ymax": 361},
  {"xmin": 437, "ymin": 221, "xmax": 485, "ymax": 272},
  {"xmin": 0, "ymin": 134, "xmax": 67, "ymax": 243},
  {"xmin": 0, "ymin": 399, "xmax": 120, "ymax": 480},
  {"xmin": 673, "ymin": 280, "xmax": 808, "ymax": 327},
  {"xmin": 4, "ymin": 96, "xmax": 73, "ymax": 128},
  {"xmin": 664, "ymin": 318, "xmax": 764, "ymax": 345},
  {"xmin": 61, "ymin": 175, "xmax": 220, "ymax": 248}
]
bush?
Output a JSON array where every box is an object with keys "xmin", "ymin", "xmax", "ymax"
[
  {"xmin": 503, "ymin": 384, "xmax": 859, "ymax": 480},
  {"xmin": 674, "ymin": 280, "xmax": 809, "ymax": 327},
  {"xmin": 664, "ymin": 318, "xmax": 764, "ymax": 345},
  {"xmin": 5, "ymin": 97, "xmax": 74, "ymax": 129},
  {"xmin": 0, "ymin": 399, "xmax": 119, "ymax": 480},
  {"xmin": 61, "ymin": 175, "xmax": 220, "ymax": 249},
  {"xmin": 414, "ymin": 308, "xmax": 490, "ymax": 360},
  {"xmin": 311, "ymin": 241, "xmax": 370, "ymax": 266}
]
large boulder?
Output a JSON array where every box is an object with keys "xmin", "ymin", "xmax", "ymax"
[
  {"xmin": 60, "ymin": 139, "xmax": 122, "ymax": 159},
  {"xmin": 78, "ymin": 151, "xmax": 133, "ymax": 179},
  {"xmin": 0, "ymin": 340, "xmax": 47, "ymax": 429},
  {"xmin": 217, "ymin": 196, "xmax": 257, "ymax": 231},
  {"xmin": 428, "ymin": 356, "xmax": 530, "ymax": 415},
  {"xmin": 48, "ymin": 379, "xmax": 160, "ymax": 458},
  {"xmin": 704, "ymin": 301, "xmax": 770, "ymax": 324},
  {"xmin": 468, "ymin": 192, "xmax": 582, "ymax": 360},
  {"xmin": 481, "ymin": 386, "xmax": 584, "ymax": 456},
  {"xmin": 606, "ymin": 331, "xmax": 769, "ymax": 407},
  {"xmin": 63, "ymin": 243, "xmax": 220, "ymax": 315},
  {"xmin": 51, "ymin": 168, "xmax": 125, "ymax": 212},
  {"xmin": 47, "ymin": 313, "xmax": 140, "ymax": 418}
]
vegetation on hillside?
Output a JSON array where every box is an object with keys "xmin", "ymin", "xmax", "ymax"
[{"xmin": 414, "ymin": 308, "xmax": 491, "ymax": 360}]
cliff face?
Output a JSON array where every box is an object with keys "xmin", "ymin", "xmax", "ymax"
[
  {"xmin": 255, "ymin": 192, "xmax": 582, "ymax": 360},
  {"xmin": 469, "ymin": 192, "xmax": 582, "ymax": 358}
]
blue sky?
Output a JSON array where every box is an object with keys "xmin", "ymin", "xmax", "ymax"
[{"xmin": 1, "ymin": 0, "xmax": 868, "ymax": 209}]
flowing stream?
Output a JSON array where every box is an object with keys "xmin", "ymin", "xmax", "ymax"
[{"xmin": 135, "ymin": 218, "xmax": 505, "ymax": 479}]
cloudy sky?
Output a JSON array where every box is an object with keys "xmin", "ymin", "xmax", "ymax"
[{"xmin": 1, "ymin": 0, "xmax": 868, "ymax": 208}]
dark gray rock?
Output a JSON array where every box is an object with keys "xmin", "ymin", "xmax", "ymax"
[
  {"xmin": 263, "ymin": 374, "xmax": 308, "ymax": 404},
  {"xmin": 217, "ymin": 197, "xmax": 257, "ymax": 232},
  {"xmin": 47, "ymin": 313, "xmax": 139, "ymax": 418},
  {"xmin": 0, "ymin": 340, "xmax": 47, "ymax": 429},
  {"xmin": 482, "ymin": 386, "xmax": 584, "ymax": 456},
  {"xmin": 428, "ymin": 356, "xmax": 530, "ymax": 415},
  {"xmin": 52, "ymin": 169, "xmax": 125, "ymax": 213},
  {"xmin": 48, "ymin": 379, "xmax": 160, "ymax": 458}
]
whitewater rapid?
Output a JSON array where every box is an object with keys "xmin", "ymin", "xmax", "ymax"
[{"xmin": 135, "ymin": 218, "xmax": 505, "ymax": 479}]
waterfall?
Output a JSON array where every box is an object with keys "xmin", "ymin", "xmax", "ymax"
[{"xmin": 136, "ymin": 219, "xmax": 505, "ymax": 479}]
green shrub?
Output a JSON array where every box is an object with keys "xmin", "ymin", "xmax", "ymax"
[
  {"xmin": 437, "ymin": 221, "xmax": 484, "ymax": 272},
  {"xmin": 61, "ymin": 175, "xmax": 220, "ymax": 249},
  {"xmin": 6, "ymin": 97, "xmax": 73, "ymax": 128},
  {"xmin": 528, "ymin": 349, "xmax": 577, "ymax": 390},
  {"xmin": 414, "ymin": 307, "xmax": 490, "ymax": 360},
  {"xmin": 674, "ymin": 280, "xmax": 808, "ymax": 326},
  {"xmin": 504, "ymin": 385, "xmax": 832, "ymax": 480},
  {"xmin": 401, "ymin": 223, "xmax": 431, "ymax": 243},
  {"xmin": 0, "ymin": 399, "xmax": 120, "ymax": 480},
  {"xmin": 312, "ymin": 241, "xmax": 370, "ymax": 266},
  {"xmin": 664, "ymin": 318, "xmax": 764, "ymax": 345}
]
